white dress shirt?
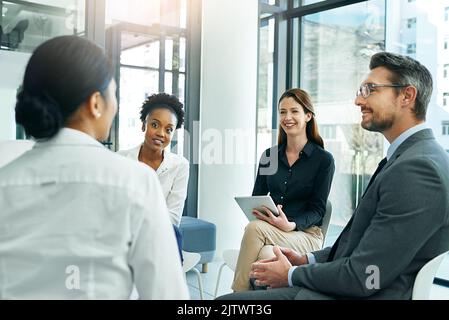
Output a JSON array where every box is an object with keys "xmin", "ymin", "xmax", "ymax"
[
  {"xmin": 118, "ymin": 144, "xmax": 189, "ymax": 226},
  {"xmin": 0, "ymin": 128, "xmax": 189, "ymax": 300}
]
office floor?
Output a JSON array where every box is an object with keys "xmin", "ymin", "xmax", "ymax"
[{"xmin": 186, "ymin": 224, "xmax": 449, "ymax": 300}]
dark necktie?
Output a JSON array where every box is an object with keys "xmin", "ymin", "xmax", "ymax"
[
  {"xmin": 363, "ymin": 157, "xmax": 388, "ymax": 196},
  {"xmin": 327, "ymin": 157, "xmax": 388, "ymax": 262}
]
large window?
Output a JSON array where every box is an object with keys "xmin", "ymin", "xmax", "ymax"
[
  {"xmin": 260, "ymin": 0, "xmax": 449, "ymax": 227},
  {"xmin": 294, "ymin": 0, "xmax": 386, "ymax": 224},
  {"xmin": 0, "ymin": 0, "xmax": 85, "ymax": 53},
  {"xmin": 0, "ymin": 0, "xmax": 86, "ymax": 141},
  {"xmin": 105, "ymin": 0, "xmax": 188, "ymax": 153}
]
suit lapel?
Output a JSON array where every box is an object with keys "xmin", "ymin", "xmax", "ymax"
[
  {"xmin": 385, "ymin": 129, "xmax": 434, "ymax": 168},
  {"xmin": 327, "ymin": 129, "xmax": 434, "ymax": 262}
]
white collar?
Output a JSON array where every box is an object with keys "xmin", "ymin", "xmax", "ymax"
[
  {"xmin": 132, "ymin": 143, "xmax": 177, "ymax": 174},
  {"xmin": 34, "ymin": 128, "xmax": 104, "ymax": 149},
  {"xmin": 387, "ymin": 123, "xmax": 428, "ymax": 161}
]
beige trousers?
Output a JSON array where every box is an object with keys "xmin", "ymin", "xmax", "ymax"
[{"xmin": 231, "ymin": 219, "xmax": 323, "ymax": 292}]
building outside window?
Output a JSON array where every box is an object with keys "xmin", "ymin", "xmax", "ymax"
[
  {"xmin": 0, "ymin": 0, "xmax": 86, "ymax": 141},
  {"xmin": 443, "ymin": 121, "xmax": 449, "ymax": 136},
  {"xmin": 407, "ymin": 17, "xmax": 416, "ymax": 28},
  {"xmin": 264, "ymin": 0, "xmax": 449, "ymax": 226},
  {"xmin": 407, "ymin": 43, "xmax": 416, "ymax": 54}
]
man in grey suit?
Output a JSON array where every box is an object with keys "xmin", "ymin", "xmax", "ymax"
[{"xmin": 218, "ymin": 52, "xmax": 449, "ymax": 300}]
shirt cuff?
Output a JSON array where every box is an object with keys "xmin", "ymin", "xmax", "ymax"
[
  {"xmin": 306, "ymin": 252, "xmax": 317, "ymax": 265},
  {"xmin": 288, "ymin": 266, "xmax": 299, "ymax": 287}
]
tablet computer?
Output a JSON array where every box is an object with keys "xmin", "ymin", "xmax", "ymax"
[{"xmin": 234, "ymin": 195, "xmax": 279, "ymax": 221}]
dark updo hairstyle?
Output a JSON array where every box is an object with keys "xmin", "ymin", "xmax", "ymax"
[
  {"xmin": 140, "ymin": 93, "xmax": 185, "ymax": 129},
  {"xmin": 15, "ymin": 35, "xmax": 114, "ymax": 140}
]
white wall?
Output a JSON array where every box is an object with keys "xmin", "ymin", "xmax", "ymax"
[
  {"xmin": 0, "ymin": 51, "xmax": 31, "ymax": 140},
  {"xmin": 198, "ymin": 0, "xmax": 259, "ymax": 256}
]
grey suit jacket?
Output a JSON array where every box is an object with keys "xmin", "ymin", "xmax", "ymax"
[{"xmin": 292, "ymin": 129, "xmax": 449, "ymax": 299}]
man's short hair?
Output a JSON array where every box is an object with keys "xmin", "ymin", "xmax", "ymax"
[{"xmin": 370, "ymin": 52, "xmax": 433, "ymax": 120}]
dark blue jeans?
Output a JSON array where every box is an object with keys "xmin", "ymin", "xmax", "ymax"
[{"xmin": 173, "ymin": 224, "xmax": 184, "ymax": 264}]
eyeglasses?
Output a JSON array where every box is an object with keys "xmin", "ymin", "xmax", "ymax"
[{"xmin": 356, "ymin": 83, "xmax": 409, "ymax": 99}]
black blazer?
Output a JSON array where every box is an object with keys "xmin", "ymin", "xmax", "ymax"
[{"xmin": 252, "ymin": 141, "xmax": 335, "ymax": 231}]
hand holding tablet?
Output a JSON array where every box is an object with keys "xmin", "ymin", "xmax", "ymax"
[{"xmin": 234, "ymin": 195, "xmax": 279, "ymax": 221}]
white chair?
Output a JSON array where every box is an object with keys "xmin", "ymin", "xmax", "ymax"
[
  {"xmin": 214, "ymin": 200, "xmax": 333, "ymax": 298},
  {"xmin": 182, "ymin": 250, "xmax": 204, "ymax": 300},
  {"xmin": 214, "ymin": 248, "xmax": 240, "ymax": 298},
  {"xmin": 412, "ymin": 251, "xmax": 449, "ymax": 300}
]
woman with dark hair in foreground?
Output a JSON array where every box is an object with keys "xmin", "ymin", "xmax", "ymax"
[{"xmin": 0, "ymin": 36, "xmax": 188, "ymax": 300}]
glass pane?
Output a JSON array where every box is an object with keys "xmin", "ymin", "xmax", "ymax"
[
  {"xmin": 170, "ymin": 72, "xmax": 185, "ymax": 156},
  {"xmin": 294, "ymin": 0, "xmax": 325, "ymax": 7},
  {"xmin": 106, "ymin": 0, "xmax": 187, "ymax": 29},
  {"xmin": 119, "ymin": 67, "xmax": 159, "ymax": 150},
  {"xmin": 165, "ymin": 71, "xmax": 173, "ymax": 94},
  {"xmin": 386, "ymin": 0, "xmax": 449, "ymax": 284},
  {"xmin": 0, "ymin": 50, "xmax": 30, "ymax": 139},
  {"xmin": 178, "ymin": 73, "xmax": 185, "ymax": 104},
  {"xmin": 106, "ymin": 0, "xmax": 160, "ymax": 27},
  {"xmin": 298, "ymin": 0, "xmax": 386, "ymax": 225},
  {"xmin": 120, "ymin": 32, "xmax": 159, "ymax": 68},
  {"xmin": 385, "ymin": 0, "xmax": 449, "ymax": 193},
  {"xmin": 261, "ymin": 13, "xmax": 273, "ymax": 19},
  {"xmin": 256, "ymin": 17, "xmax": 275, "ymax": 163},
  {"xmin": 0, "ymin": 0, "xmax": 85, "ymax": 53},
  {"xmin": 160, "ymin": 0, "xmax": 184, "ymax": 28},
  {"xmin": 180, "ymin": 0, "xmax": 187, "ymax": 29},
  {"xmin": 165, "ymin": 38, "xmax": 173, "ymax": 70},
  {"xmin": 0, "ymin": 0, "xmax": 86, "ymax": 140},
  {"xmin": 179, "ymin": 37, "xmax": 186, "ymax": 72}
]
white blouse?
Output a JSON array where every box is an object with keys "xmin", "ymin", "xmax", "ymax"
[
  {"xmin": 0, "ymin": 128, "xmax": 189, "ymax": 300},
  {"xmin": 118, "ymin": 145, "xmax": 189, "ymax": 227}
]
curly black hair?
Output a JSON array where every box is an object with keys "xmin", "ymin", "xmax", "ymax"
[{"xmin": 140, "ymin": 93, "xmax": 185, "ymax": 129}]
